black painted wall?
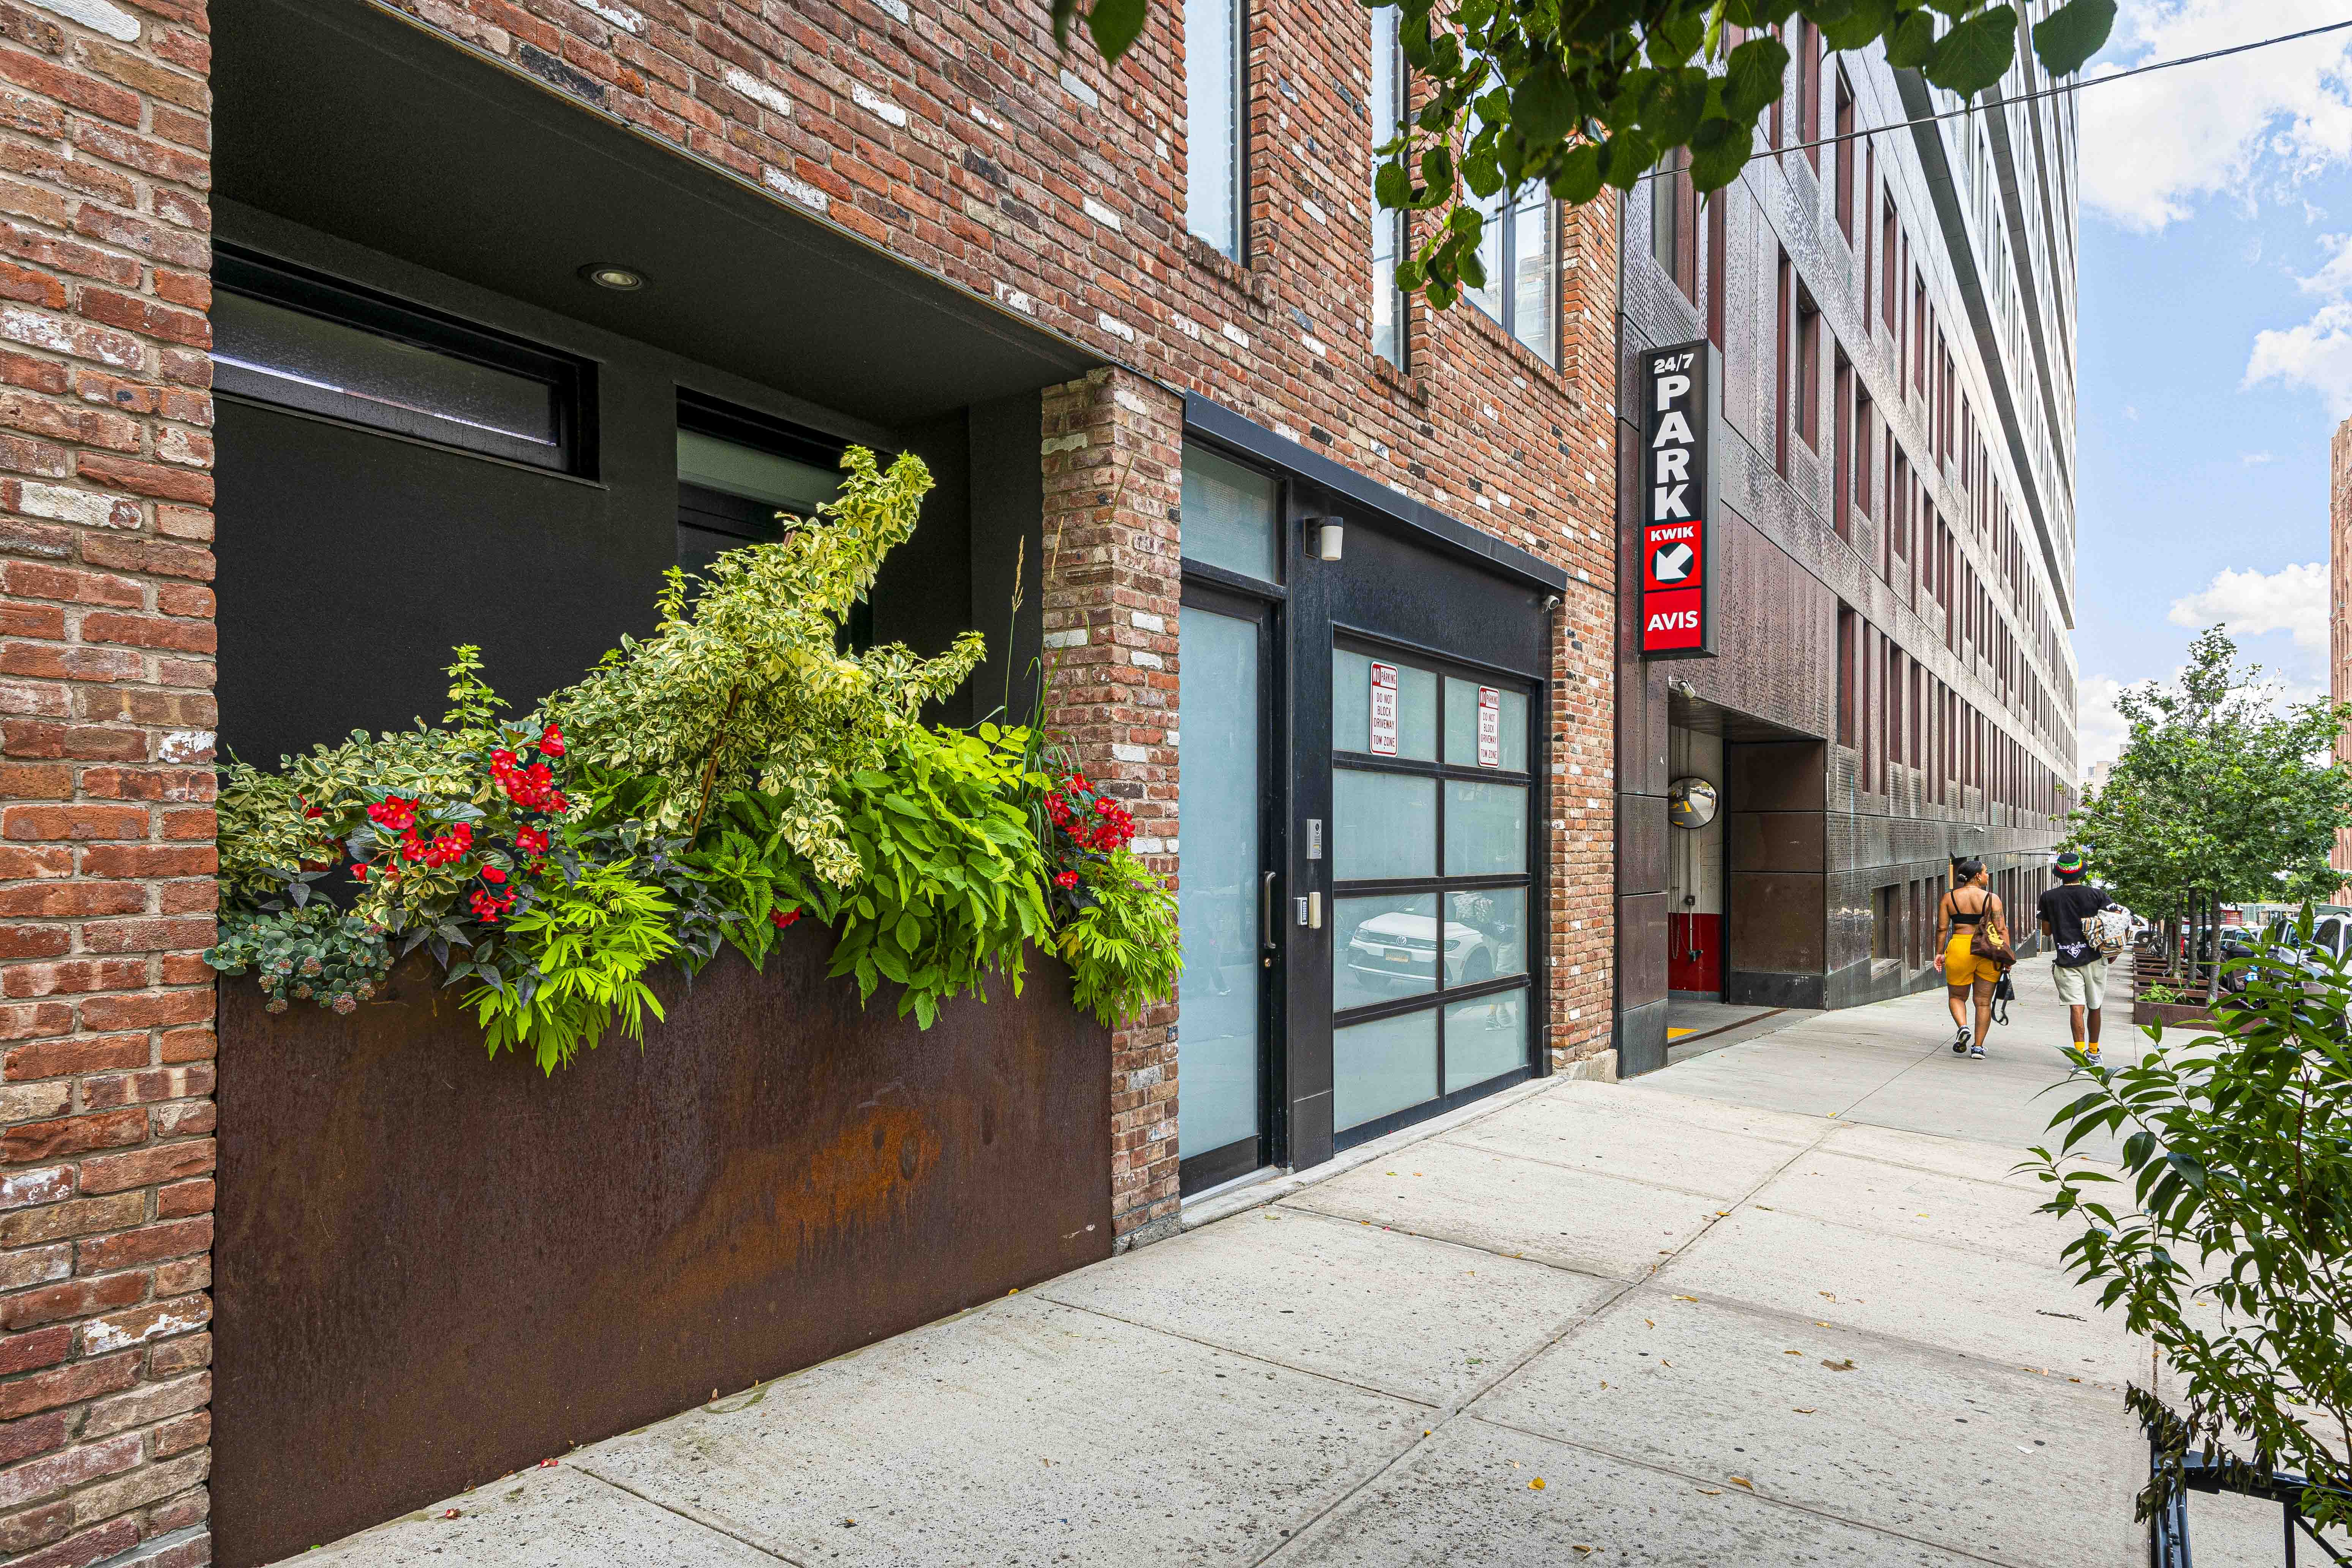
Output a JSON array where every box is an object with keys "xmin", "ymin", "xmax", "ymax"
[{"xmin": 215, "ymin": 202, "xmax": 1036, "ymax": 767}]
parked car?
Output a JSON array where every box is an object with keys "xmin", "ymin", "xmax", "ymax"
[{"xmin": 1345, "ymin": 910, "xmax": 1501, "ymax": 992}]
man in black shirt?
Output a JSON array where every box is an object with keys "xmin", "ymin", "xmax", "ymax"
[{"xmin": 2037, "ymin": 849, "xmax": 2114, "ymax": 1065}]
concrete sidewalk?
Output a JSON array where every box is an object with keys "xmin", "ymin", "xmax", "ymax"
[{"xmin": 290, "ymin": 958, "xmax": 2190, "ymax": 1566}]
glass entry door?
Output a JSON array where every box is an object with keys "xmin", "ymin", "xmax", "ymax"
[
  {"xmin": 1176, "ymin": 583, "xmax": 1279, "ymax": 1193},
  {"xmin": 1327, "ymin": 642, "xmax": 1536, "ymax": 1144}
]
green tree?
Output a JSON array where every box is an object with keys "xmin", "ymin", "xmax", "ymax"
[
  {"xmin": 1063, "ymin": 0, "xmax": 2114, "ymax": 306},
  {"xmin": 2068, "ymin": 627, "xmax": 2352, "ymax": 1000},
  {"xmin": 2030, "ymin": 939, "xmax": 2352, "ymax": 1540}
]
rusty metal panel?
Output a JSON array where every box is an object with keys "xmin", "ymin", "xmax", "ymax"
[{"xmin": 212, "ymin": 928, "xmax": 1112, "ymax": 1568}]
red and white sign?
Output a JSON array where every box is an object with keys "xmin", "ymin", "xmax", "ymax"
[
  {"xmin": 1639, "ymin": 341, "xmax": 1713, "ymax": 659},
  {"xmin": 1642, "ymin": 589, "xmax": 1705, "ymax": 651},
  {"xmin": 1476, "ymin": 686, "xmax": 1501, "ymax": 768},
  {"xmin": 1642, "ymin": 520, "xmax": 1702, "ymax": 591},
  {"xmin": 1369, "ymin": 661, "xmax": 1398, "ymax": 756}
]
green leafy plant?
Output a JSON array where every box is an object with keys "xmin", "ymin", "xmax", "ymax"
[
  {"xmin": 2136, "ymin": 982, "xmax": 2182, "ymax": 1006},
  {"xmin": 1061, "ymin": 0, "xmax": 2115, "ymax": 306},
  {"xmin": 553, "ymin": 448, "xmax": 983, "ymax": 885},
  {"xmin": 2026, "ymin": 923, "xmax": 2352, "ymax": 1535},
  {"xmin": 464, "ymin": 860, "xmax": 679, "ymax": 1073},
  {"xmin": 813, "ymin": 725, "xmax": 1053, "ymax": 1028},
  {"xmin": 205, "ymin": 905, "xmax": 394, "ymax": 1016},
  {"xmin": 1056, "ymin": 849, "xmax": 1181, "ymax": 1027}
]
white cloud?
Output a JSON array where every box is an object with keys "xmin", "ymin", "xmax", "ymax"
[
  {"xmin": 2241, "ymin": 450, "xmax": 2277, "ymax": 464},
  {"xmin": 2167, "ymin": 560, "xmax": 2328, "ymax": 648},
  {"xmin": 2077, "ymin": 674, "xmax": 2132, "ymax": 774},
  {"xmin": 2246, "ymin": 301, "xmax": 2352, "ymax": 414},
  {"xmin": 2166, "ymin": 561, "xmax": 2330, "ymax": 690},
  {"xmin": 2082, "ymin": 1, "xmax": 2352, "ymax": 232}
]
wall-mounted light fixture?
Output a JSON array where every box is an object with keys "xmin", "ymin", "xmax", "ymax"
[
  {"xmin": 579, "ymin": 263, "xmax": 646, "ymax": 291},
  {"xmin": 1309, "ymin": 517, "xmax": 1344, "ymax": 561}
]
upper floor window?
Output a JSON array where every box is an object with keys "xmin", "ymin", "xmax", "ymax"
[
  {"xmin": 212, "ymin": 245, "xmax": 591, "ymax": 475},
  {"xmin": 1370, "ymin": 5, "xmax": 1405, "ymax": 368},
  {"xmin": 1466, "ymin": 184, "xmax": 1556, "ymax": 365},
  {"xmin": 1650, "ymin": 150, "xmax": 1695, "ymax": 300},
  {"xmin": 1185, "ymin": 0, "xmax": 1244, "ymax": 258}
]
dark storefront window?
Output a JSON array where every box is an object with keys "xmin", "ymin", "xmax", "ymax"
[
  {"xmin": 1329, "ymin": 643, "xmax": 1535, "ymax": 1139},
  {"xmin": 212, "ymin": 245, "xmax": 591, "ymax": 474}
]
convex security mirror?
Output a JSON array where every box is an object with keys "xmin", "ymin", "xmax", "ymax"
[{"xmin": 1668, "ymin": 776, "xmax": 1718, "ymax": 830}]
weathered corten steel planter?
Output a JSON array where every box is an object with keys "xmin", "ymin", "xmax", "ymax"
[{"xmin": 211, "ymin": 923, "xmax": 1112, "ymax": 1568}]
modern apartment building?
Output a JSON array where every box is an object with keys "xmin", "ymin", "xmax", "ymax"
[
  {"xmin": 0, "ymin": 0, "xmax": 1625, "ymax": 1559},
  {"xmin": 1613, "ymin": 14, "xmax": 2082, "ymax": 1068},
  {"xmin": 2331, "ymin": 416, "xmax": 2352, "ymax": 886}
]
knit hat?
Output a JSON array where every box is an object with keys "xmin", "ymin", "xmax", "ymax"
[{"xmin": 2054, "ymin": 849, "xmax": 2085, "ymax": 876}]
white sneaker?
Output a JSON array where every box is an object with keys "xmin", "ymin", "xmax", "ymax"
[
  {"xmin": 1968, "ymin": 1041, "xmax": 1987, "ymax": 1059},
  {"xmin": 1951, "ymin": 1027, "xmax": 1971, "ymax": 1055}
]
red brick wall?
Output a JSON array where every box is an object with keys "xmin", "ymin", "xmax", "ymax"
[
  {"xmin": 1040, "ymin": 368, "xmax": 1183, "ymax": 1243},
  {"xmin": 0, "ymin": 0, "xmax": 218, "ymax": 1562}
]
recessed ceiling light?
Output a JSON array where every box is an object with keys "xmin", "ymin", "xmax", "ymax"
[{"xmin": 580, "ymin": 264, "xmax": 645, "ymax": 291}]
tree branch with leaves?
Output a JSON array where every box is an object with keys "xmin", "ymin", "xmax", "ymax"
[{"xmin": 1063, "ymin": 0, "xmax": 2113, "ymax": 306}]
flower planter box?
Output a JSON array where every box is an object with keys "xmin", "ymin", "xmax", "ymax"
[{"xmin": 212, "ymin": 923, "xmax": 1111, "ymax": 1568}]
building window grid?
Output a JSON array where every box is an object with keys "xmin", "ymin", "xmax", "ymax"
[{"xmin": 1329, "ymin": 661, "xmax": 1538, "ymax": 1094}]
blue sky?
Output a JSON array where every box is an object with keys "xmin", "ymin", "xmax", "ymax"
[{"xmin": 2070, "ymin": 1, "xmax": 2352, "ymax": 772}]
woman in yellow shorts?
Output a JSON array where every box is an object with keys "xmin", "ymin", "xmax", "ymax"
[{"xmin": 1933, "ymin": 858, "xmax": 2003, "ymax": 1059}]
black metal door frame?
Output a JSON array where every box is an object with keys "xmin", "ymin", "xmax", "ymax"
[
  {"xmin": 1323, "ymin": 626, "xmax": 1547, "ymax": 1150},
  {"xmin": 1176, "ymin": 569, "xmax": 1287, "ymax": 1195}
]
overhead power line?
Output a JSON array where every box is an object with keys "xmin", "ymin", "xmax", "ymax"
[{"xmin": 1641, "ymin": 15, "xmax": 2352, "ymax": 177}]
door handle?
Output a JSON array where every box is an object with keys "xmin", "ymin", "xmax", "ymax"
[{"xmin": 1261, "ymin": 871, "xmax": 1278, "ymax": 954}]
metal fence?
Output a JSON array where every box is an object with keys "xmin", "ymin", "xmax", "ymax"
[{"xmin": 2150, "ymin": 1443, "xmax": 2352, "ymax": 1566}]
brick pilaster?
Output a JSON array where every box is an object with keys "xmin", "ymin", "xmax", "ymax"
[
  {"xmin": 1040, "ymin": 368, "xmax": 1182, "ymax": 1249},
  {"xmin": 0, "ymin": 0, "xmax": 218, "ymax": 1562}
]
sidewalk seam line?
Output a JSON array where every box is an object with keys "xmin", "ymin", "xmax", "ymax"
[
  {"xmin": 566, "ymin": 1463, "xmax": 813, "ymax": 1566},
  {"xmin": 1455, "ymin": 1411, "xmax": 2041, "ymax": 1568}
]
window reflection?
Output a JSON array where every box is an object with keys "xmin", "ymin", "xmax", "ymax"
[
  {"xmin": 1445, "ymin": 986, "xmax": 1527, "ymax": 1092},
  {"xmin": 1444, "ymin": 886, "xmax": 1527, "ymax": 984}
]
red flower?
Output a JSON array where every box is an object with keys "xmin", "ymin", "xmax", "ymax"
[
  {"xmin": 480, "ymin": 865, "xmax": 507, "ymax": 884},
  {"xmin": 1054, "ymin": 870, "xmax": 1078, "ymax": 889},
  {"xmin": 514, "ymin": 826, "xmax": 549, "ymax": 854},
  {"xmin": 351, "ymin": 863, "xmax": 368, "ymax": 882},
  {"xmin": 770, "ymin": 907, "xmax": 802, "ymax": 929},
  {"xmin": 538, "ymin": 724, "xmax": 566, "ymax": 758}
]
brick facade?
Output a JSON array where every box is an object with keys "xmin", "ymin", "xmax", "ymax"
[
  {"xmin": 0, "ymin": 0, "xmax": 1633, "ymax": 1549},
  {"xmin": 371, "ymin": 0, "xmax": 1623, "ymax": 1087},
  {"xmin": 1040, "ymin": 367, "xmax": 1184, "ymax": 1244},
  {"xmin": 0, "ymin": 0, "xmax": 218, "ymax": 1562}
]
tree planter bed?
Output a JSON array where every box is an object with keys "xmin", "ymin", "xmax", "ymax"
[{"xmin": 212, "ymin": 924, "xmax": 1111, "ymax": 1568}]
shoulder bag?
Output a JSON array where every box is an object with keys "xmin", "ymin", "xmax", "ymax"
[{"xmin": 1969, "ymin": 894, "xmax": 2018, "ymax": 969}]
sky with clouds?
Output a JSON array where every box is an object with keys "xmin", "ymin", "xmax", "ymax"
[{"xmin": 2071, "ymin": 0, "xmax": 2352, "ymax": 776}]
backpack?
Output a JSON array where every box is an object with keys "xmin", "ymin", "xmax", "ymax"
[{"xmin": 2089, "ymin": 903, "xmax": 2131, "ymax": 959}]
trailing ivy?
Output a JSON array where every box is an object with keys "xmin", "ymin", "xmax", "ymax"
[
  {"xmin": 205, "ymin": 905, "xmax": 393, "ymax": 1016},
  {"xmin": 1056, "ymin": 849, "xmax": 1182, "ymax": 1027}
]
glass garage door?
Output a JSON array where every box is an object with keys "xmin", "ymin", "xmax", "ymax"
[{"xmin": 1328, "ymin": 643, "xmax": 1535, "ymax": 1142}]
